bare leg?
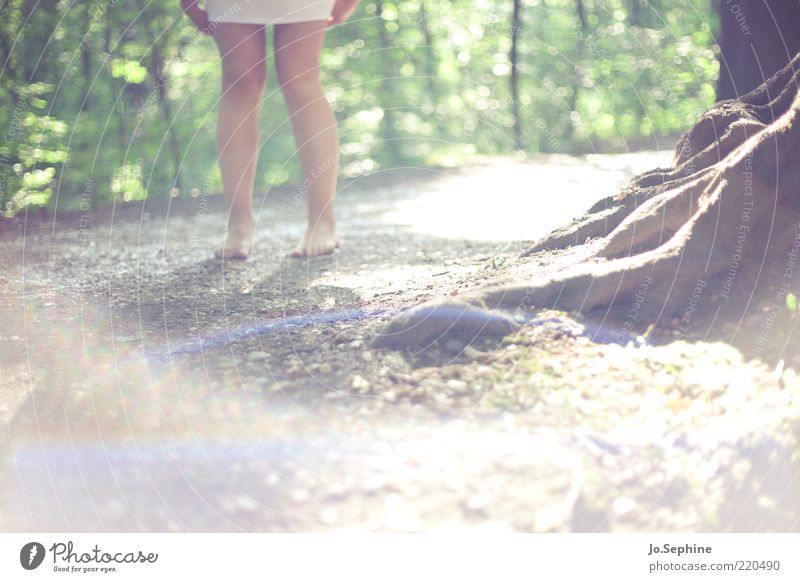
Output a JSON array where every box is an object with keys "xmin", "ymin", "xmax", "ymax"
[
  {"xmin": 213, "ymin": 23, "xmax": 267, "ymax": 260},
  {"xmin": 274, "ymin": 20, "xmax": 339, "ymax": 258}
]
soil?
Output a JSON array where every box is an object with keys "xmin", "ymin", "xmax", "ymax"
[{"xmin": 1, "ymin": 152, "xmax": 798, "ymax": 532}]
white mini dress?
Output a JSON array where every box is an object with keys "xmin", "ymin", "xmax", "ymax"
[{"xmin": 206, "ymin": 0, "xmax": 336, "ymax": 25}]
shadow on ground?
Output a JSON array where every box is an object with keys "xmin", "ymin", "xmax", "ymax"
[{"xmin": 2, "ymin": 154, "xmax": 798, "ymax": 531}]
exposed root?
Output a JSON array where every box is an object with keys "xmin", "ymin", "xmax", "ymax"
[
  {"xmin": 523, "ymin": 54, "xmax": 800, "ymax": 259},
  {"xmin": 596, "ymin": 172, "xmax": 716, "ymax": 260},
  {"xmin": 372, "ymin": 301, "xmax": 519, "ymax": 351},
  {"xmin": 381, "ymin": 53, "xmax": 800, "ymax": 357}
]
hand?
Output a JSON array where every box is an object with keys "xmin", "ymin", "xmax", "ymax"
[
  {"xmin": 328, "ymin": 0, "xmax": 360, "ymax": 26},
  {"xmin": 181, "ymin": 0, "xmax": 210, "ymax": 34}
]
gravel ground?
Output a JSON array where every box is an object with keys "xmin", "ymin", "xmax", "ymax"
[{"xmin": 1, "ymin": 153, "xmax": 798, "ymax": 532}]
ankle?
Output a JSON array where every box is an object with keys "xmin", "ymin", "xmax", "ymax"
[
  {"xmin": 227, "ymin": 213, "xmax": 253, "ymax": 232},
  {"xmin": 310, "ymin": 211, "xmax": 335, "ymax": 229}
]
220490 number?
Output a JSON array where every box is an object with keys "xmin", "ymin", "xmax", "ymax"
[{"xmin": 736, "ymin": 560, "xmax": 780, "ymax": 571}]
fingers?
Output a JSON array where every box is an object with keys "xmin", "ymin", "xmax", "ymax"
[
  {"xmin": 182, "ymin": 3, "xmax": 210, "ymax": 34},
  {"xmin": 328, "ymin": 13, "xmax": 348, "ymax": 27},
  {"xmin": 328, "ymin": 0, "xmax": 359, "ymax": 27}
]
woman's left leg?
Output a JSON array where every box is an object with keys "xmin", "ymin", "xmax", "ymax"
[
  {"xmin": 213, "ymin": 22, "xmax": 267, "ymax": 260},
  {"xmin": 274, "ymin": 20, "xmax": 339, "ymax": 257}
]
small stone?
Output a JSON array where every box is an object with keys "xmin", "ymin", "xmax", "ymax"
[
  {"xmin": 533, "ymin": 505, "xmax": 566, "ymax": 531},
  {"xmin": 317, "ymin": 362, "xmax": 333, "ymax": 374},
  {"xmin": 349, "ymin": 339, "xmax": 364, "ymax": 349},
  {"xmin": 351, "ymin": 375, "xmax": 370, "ymax": 392},
  {"xmin": 291, "ymin": 489, "xmax": 310, "ymax": 503},
  {"xmin": 445, "ymin": 339, "xmax": 463, "ymax": 351},
  {"xmin": 247, "ymin": 350, "xmax": 268, "ymax": 362},
  {"xmin": 234, "ymin": 495, "xmax": 260, "ymax": 512},
  {"xmin": 446, "ymin": 379, "xmax": 468, "ymax": 392},
  {"xmin": 364, "ymin": 475, "xmax": 385, "ymax": 491},
  {"xmin": 466, "ymin": 494, "xmax": 487, "ymax": 510},
  {"xmin": 463, "ymin": 345, "xmax": 482, "ymax": 359},
  {"xmin": 361, "ymin": 351, "xmax": 374, "ymax": 362},
  {"xmin": 267, "ymin": 382, "xmax": 287, "ymax": 393},
  {"xmin": 285, "ymin": 357, "xmax": 302, "ymax": 373},
  {"xmin": 612, "ymin": 497, "xmax": 637, "ymax": 516},
  {"xmin": 319, "ymin": 507, "xmax": 340, "ymax": 524},
  {"xmin": 324, "ymin": 390, "xmax": 347, "ymax": 400}
]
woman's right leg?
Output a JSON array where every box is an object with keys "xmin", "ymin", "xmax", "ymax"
[{"xmin": 213, "ymin": 22, "xmax": 267, "ymax": 260}]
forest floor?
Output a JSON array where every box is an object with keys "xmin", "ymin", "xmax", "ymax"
[{"xmin": 1, "ymin": 151, "xmax": 799, "ymax": 532}]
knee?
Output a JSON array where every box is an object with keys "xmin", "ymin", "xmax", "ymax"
[
  {"xmin": 222, "ymin": 66, "xmax": 266, "ymax": 101},
  {"xmin": 277, "ymin": 67, "xmax": 322, "ymax": 105}
]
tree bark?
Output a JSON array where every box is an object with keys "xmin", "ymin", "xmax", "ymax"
[
  {"xmin": 137, "ymin": 0, "xmax": 183, "ymax": 189},
  {"xmin": 716, "ymin": 0, "xmax": 800, "ymax": 101},
  {"xmin": 374, "ymin": 0, "xmax": 403, "ymax": 162},
  {"xmin": 418, "ymin": 0, "xmax": 439, "ymax": 107},
  {"xmin": 509, "ymin": 0, "xmax": 523, "ymax": 149},
  {"xmin": 564, "ymin": 0, "xmax": 589, "ymax": 143}
]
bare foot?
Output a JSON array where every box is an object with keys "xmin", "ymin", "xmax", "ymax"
[
  {"xmin": 291, "ymin": 220, "xmax": 339, "ymax": 258},
  {"xmin": 215, "ymin": 225, "xmax": 252, "ymax": 260}
]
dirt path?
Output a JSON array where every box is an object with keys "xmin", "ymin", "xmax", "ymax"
[{"xmin": 1, "ymin": 153, "xmax": 798, "ymax": 532}]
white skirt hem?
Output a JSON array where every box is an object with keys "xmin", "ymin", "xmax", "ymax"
[{"xmin": 206, "ymin": 1, "xmax": 335, "ymax": 25}]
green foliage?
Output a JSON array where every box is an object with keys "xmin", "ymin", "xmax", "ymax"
[{"xmin": 0, "ymin": 0, "xmax": 719, "ymax": 214}]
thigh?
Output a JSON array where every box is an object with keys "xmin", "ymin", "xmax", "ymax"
[
  {"xmin": 273, "ymin": 20, "xmax": 328, "ymax": 84},
  {"xmin": 212, "ymin": 22, "xmax": 267, "ymax": 86}
]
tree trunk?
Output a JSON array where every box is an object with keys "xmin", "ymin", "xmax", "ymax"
[
  {"xmin": 81, "ymin": 31, "xmax": 92, "ymax": 111},
  {"xmin": 716, "ymin": 0, "xmax": 800, "ymax": 101},
  {"xmin": 628, "ymin": 0, "xmax": 642, "ymax": 26},
  {"xmin": 374, "ymin": 0, "xmax": 403, "ymax": 161},
  {"xmin": 564, "ymin": 0, "xmax": 589, "ymax": 143},
  {"xmin": 377, "ymin": 52, "xmax": 800, "ymax": 364},
  {"xmin": 418, "ymin": 0, "xmax": 439, "ymax": 107},
  {"xmin": 509, "ymin": 0, "xmax": 523, "ymax": 150},
  {"xmin": 137, "ymin": 0, "xmax": 183, "ymax": 189},
  {"xmin": 104, "ymin": 23, "xmax": 127, "ymax": 160}
]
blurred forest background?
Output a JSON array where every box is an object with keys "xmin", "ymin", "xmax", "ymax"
[{"xmin": 0, "ymin": 0, "xmax": 721, "ymax": 216}]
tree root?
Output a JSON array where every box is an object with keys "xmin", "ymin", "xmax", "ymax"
[{"xmin": 378, "ymin": 53, "xmax": 800, "ymax": 359}]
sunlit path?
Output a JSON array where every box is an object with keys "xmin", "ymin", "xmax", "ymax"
[{"xmin": 2, "ymin": 153, "xmax": 798, "ymax": 533}]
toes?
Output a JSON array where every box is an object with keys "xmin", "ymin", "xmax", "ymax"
[
  {"xmin": 290, "ymin": 246, "xmax": 325, "ymax": 259},
  {"xmin": 215, "ymin": 245, "xmax": 250, "ymax": 260},
  {"xmin": 308, "ymin": 244, "xmax": 336, "ymax": 258},
  {"xmin": 290, "ymin": 236, "xmax": 338, "ymax": 259}
]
